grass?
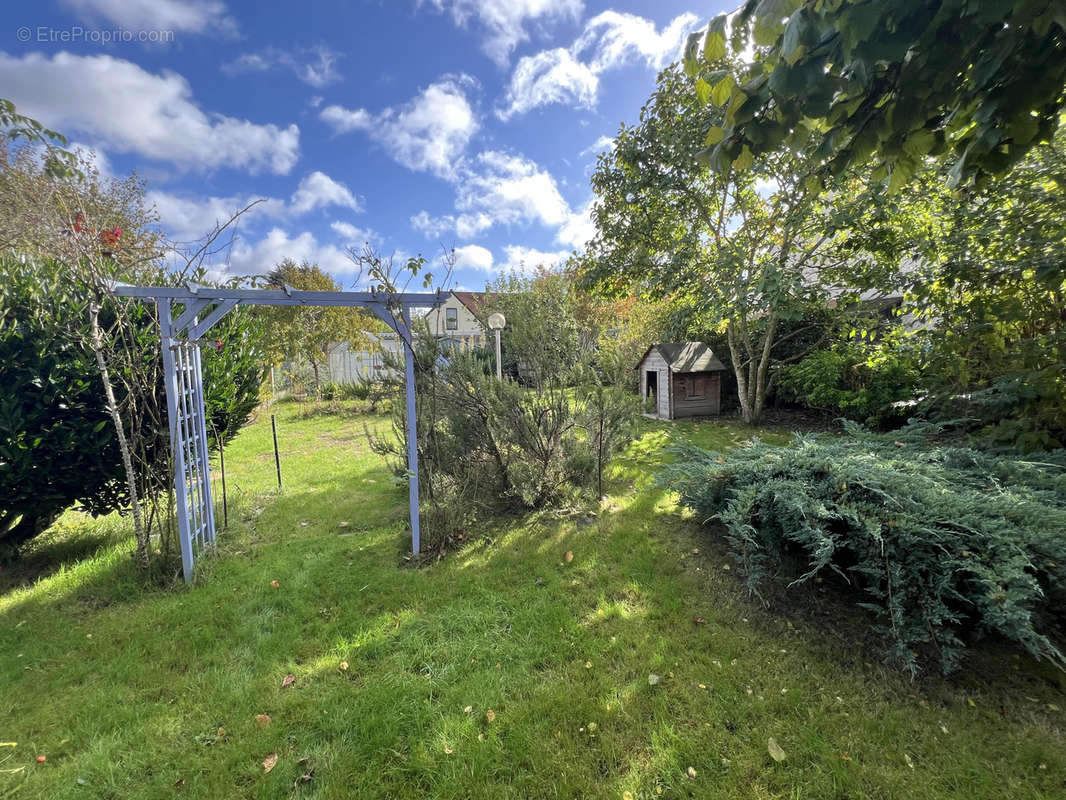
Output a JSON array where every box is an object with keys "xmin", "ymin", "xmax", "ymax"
[{"xmin": 1, "ymin": 403, "xmax": 1064, "ymax": 799}]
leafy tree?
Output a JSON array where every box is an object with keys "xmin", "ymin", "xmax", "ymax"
[
  {"xmin": 261, "ymin": 259, "xmax": 381, "ymax": 398},
  {"xmin": 684, "ymin": 1, "xmax": 1066, "ymax": 188},
  {"xmin": 884, "ymin": 128, "xmax": 1066, "ymax": 448},
  {"xmin": 584, "ymin": 66, "xmax": 876, "ymax": 423}
]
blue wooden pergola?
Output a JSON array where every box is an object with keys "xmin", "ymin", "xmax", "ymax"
[{"xmin": 114, "ymin": 283, "xmax": 441, "ymax": 582}]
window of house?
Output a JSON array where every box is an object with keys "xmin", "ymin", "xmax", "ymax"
[
  {"xmin": 686, "ymin": 376, "xmax": 706, "ymax": 399},
  {"xmin": 446, "ymin": 307, "xmax": 458, "ymax": 330}
]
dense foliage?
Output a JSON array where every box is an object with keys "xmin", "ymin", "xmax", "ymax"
[
  {"xmin": 685, "ymin": 1, "xmax": 1066, "ymax": 187},
  {"xmin": 662, "ymin": 423, "xmax": 1066, "ymax": 675},
  {"xmin": 0, "ymin": 255, "xmax": 265, "ymax": 556},
  {"xmin": 776, "ymin": 339, "xmax": 920, "ymax": 425}
]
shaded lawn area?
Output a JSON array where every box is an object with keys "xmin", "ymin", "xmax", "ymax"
[{"xmin": 1, "ymin": 404, "xmax": 1064, "ymax": 799}]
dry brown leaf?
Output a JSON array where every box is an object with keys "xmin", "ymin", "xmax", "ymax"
[
  {"xmin": 444, "ymin": 746, "xmax": 453, "ymax": 755},
  {"xmin": 485, "ymin": 709, "xmax": 496, "ymax": 723},
  {"xmin": 564, "ymin": 550, "xmax": 574, "ymax": 563},
  {"xmin": 464, "ymin": 706, "xmax": 472, "ymax": 713},
  {"xmin": 262, "ymin": 754, "xmax": 278, "ymax": 773},
  {"xmin": 686, "ymin": 766, "xmax": 696, "ymax": 778},
  {"xmin": 768, "ymin": 737, "xmax": 786, "ymax": 762},
  {"xmin": 255, "ymin": 714, "xmax": 271, "ymax": 725},
  {"xmin": 270, "ymin": 580, "xmax": 280, "ymax": 588},
  {"xmin": 339, "ymin": 661, "xmax": 349, "ymax": 671},
  {"xmin": 281, "ymin": 674, "xmax": 295, "ymax": 687}
]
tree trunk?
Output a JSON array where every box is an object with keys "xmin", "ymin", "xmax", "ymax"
[{"xmin": 89, "ymin": 300, "xmax": 149, "ymax": 570}]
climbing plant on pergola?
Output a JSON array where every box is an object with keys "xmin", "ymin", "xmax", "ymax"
[{"xmin": 114, "ymin": 282, "xmax": 441, "ymax": 582}]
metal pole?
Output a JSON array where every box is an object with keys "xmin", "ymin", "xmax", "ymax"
[
  {"xmin": 402, "ymin": 307, "xmax": 421, "ymax": 555},
  {"xmin": 494, "ymin": 329, "xmax": 502, "ymax": 381},
  {"xmin": 271, "ymin": 414, "xmax": 282, "ymax": 491}
]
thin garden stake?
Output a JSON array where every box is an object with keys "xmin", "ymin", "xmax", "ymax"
[
  {"xmin": 218, "ymin": 433, "xmax": 228, "ymax": 529},
  {"xmin": 271, "ymin": 413, "xmax": 283, "ymax": 491}
]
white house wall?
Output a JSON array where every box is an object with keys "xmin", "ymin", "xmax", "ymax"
[{"xmin": 423, "ymin": 293, "xmax": 486, "ymax": 350}]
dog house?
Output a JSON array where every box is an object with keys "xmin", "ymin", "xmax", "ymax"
[{"xmin": 637, "ymin": 342, "xmax": 725, "ymax": 420}]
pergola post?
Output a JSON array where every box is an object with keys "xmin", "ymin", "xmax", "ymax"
[{"xmin": 402, "ymin": 307, "xmax": 421, "ymax": 556}]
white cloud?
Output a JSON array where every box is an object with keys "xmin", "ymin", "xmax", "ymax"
[
  {"xmin": 63, "ymin": 0, "xmax": 236, "ymax": 35},
  {"xmin": 554, "ymin": 197, "xmax": 595, "ymax": 250},
  {"xmin": 574, "ymin": 10, "xmax": 699, "ymax": 73},
  {"xmin": 455, "ymin": 150, "xmax": 569, "ymax": 230},
  {"xmin": 290, "ymin": 171, "xmax": 361, "ymax": 215},
  {"xmin": 0, "ymin": 52, "xmax": 299, "ymax": 174},
  {"xmin": 320, "ymin": 76, "xmax": 477, "ymax": 179},
  {"xmin": 426, "ymin": 0, "xmax": 583, "ymax": 65},
  {"xmin": 330, "ymin": 220, "xmax": 376, "ymax": 245},
  {"xmin": 497, "ymin": 48, "xmax": 598, "ymax": 121},
  {"xmin": 498, "ymin": 244, "xmax": 571, "ymax": 274},
  {"xmin": 222, "ymin": 45, "xmax": 342, "ymax": 88},
  {"xmin": 148, "ymin": 190, "xmax": 286, "ymax": 242},
  {"xmin": 580, "ymin": 135, "xmax": 614, "ymax": 156},
  {"xmin": 451, "ymin": 243, "xmax": 494, "ymax": 272},
  {"xmin": 499, "ymin": 11, "xmax": 700, "ymax": 118},
  {"xmin": 227, "ymin": 228, "xmax": 351, "ymax": 276}
]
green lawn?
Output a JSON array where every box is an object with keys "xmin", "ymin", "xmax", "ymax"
[{"xmin": 2, "ymin": 404, "xmax": 1064, "ymax": 799}]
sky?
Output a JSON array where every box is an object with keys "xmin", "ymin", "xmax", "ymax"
[{"xmin": 3, "ymin": 0, "xmax": 733, "ymax": 290}]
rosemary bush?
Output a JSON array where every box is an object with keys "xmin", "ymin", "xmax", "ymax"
[{"xmin": 662, "ymin": 422, "xmax": 1066, "ymax": 675}]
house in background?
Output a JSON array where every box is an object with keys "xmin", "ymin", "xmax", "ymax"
[
  {"xmin": 423, "ymin": 291, "xmax": 492, "ymax": 351},
  {"xmin": 637, "ymin": 342, "xmax": 726, "ymax": 420}
]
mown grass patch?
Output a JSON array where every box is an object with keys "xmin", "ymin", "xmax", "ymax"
[{"xmin": 1, "ymin": 404, "xmax": 1063, "ymax": 799}]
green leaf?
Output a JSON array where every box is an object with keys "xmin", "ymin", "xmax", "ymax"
[
  {"xmin": 732, "ymin": 145, "xmax": 755, "ymax": 171},
  {"xmin": 695, "ymin": 78, "xmax": 711, "ymax": 107},
  {"xmin": 704, "ymin": 126, "xmax": 726, "ymax": 146},
  {"xmin": 711, "ymin": 74, "xmax": 735, "ymax": 107},
  {"xmin": 704, "ymin": 29, "xmax": 726, "ymax": 62}
]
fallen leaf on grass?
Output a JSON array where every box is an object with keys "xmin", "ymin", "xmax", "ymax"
[
  {"xmin": 768, "ymin": 737, "xmax": 786, "ymax": 763},
  {"xmin": 485, "ymin": 710, "xmax": 496, "ymax": 723},
  {"xmin": 686, "ymin": 766, "xmax": 696, "ymax": 778},
  {"xmin": 444, "ymin": 746, "xmax": 453, "ymax": 755},
  {"xmin": 692, "ymin": 616, "xmax": 707, "ymax": 625},
  {"xmin": 339, "ymin": 661, "xmax": 349, "ymax": 672},
  {"xmin": 255, "ymin": 714, "xmax": 271, "ymax": 725},
  {"xmin": 585, "ymin": 661, "xmax": 592, "ymax": 669},
  {"xmin": 270, "ymin": 580, "xmax": 280, "ymax": 588},
  {"xmin": 281, "ymin": 674, "xmax": 295, "ymax": 688},
  {"xmin": 648, "ymin": 673, "xmax": 661, "ymax": 685},
  {"xmin": 35, "ymin": 755, "xmax": 46, "ymax": 763},
  {"xmin": 0, "ymin": 742, "xmax": 16, "ymax": 747},
  {"xmin": 564, "ymin": 550, "xmax": 574, "ymax": 563},
  {"xmin": 464, "ymin": 706, "xmax": 472, "ymax": 713},
  {"xmin": 262, "ymin": 754, "xmax": 277, "ymax": 773},
  {"xmin": 904, "ymin": 753, "xmax": 915, "ymax": 769},
  {"xmin": 967, "ymin": 698, "xmax": 977, "ymax": 707}
]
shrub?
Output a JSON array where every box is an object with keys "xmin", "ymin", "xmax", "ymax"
[
  {"xmin": 371, "ymin": 329, "xmax": 639, "ymax": 553},
  {"xmin": 0, "ymin": 255, "xmax": 265, "ymax": 556},
  {"xmin": 776, "ymin": 341, "xmax": 920, "ymax": 426},
  {"xmin": 661, "ymin": 422, "xmax": 1066, "ymax": 676}
]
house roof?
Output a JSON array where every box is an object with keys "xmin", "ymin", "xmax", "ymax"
[
  {"xmin": 637, "ymin": 342, "xmax": 726, "ymax": 372},
  {"xmin": 450, "ymin": 291, "xmax": 497, "ymax": 319}
]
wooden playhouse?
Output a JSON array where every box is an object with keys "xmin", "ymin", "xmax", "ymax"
[{"xmin": 636, "ymin": 342, "xmax": 726, "ymax": 420}]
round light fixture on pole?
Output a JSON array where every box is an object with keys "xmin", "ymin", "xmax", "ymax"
[{"xmin": 487, "ymin": 313, "xmax": 506, "ymax": 380}]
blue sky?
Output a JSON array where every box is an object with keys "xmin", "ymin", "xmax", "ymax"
[{"xmin": 3, "ymin": 0, "xmax": 731, "ymax": 289}]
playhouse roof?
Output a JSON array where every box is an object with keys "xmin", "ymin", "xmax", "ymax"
[{"xmin": 637, "ymin": 342, "xmax": 726, "ymax": 372}]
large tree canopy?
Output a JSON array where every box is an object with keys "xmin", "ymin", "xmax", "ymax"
[{"xmin": 685, "ymin": 1, "xmax": 1066, "ymax": 188}]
